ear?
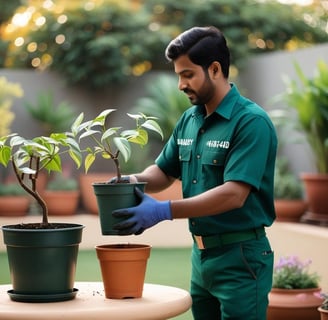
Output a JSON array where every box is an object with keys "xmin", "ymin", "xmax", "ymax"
[{"xmin": 209, "ymin": 61, "xmax": 222, "ymax": 78}]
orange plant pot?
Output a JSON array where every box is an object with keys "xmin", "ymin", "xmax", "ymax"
[
  {"xmin": 318, "ymin": 307, "xmax": 328, "ymax": 320},
  {"xmin": 0, "ymin": 196, "xmax": 30, "ymax": 216},
  {"xmin": 95, "ymin": 243, "xmax": 151, "ymax": 299},
  {"xmin": 43, "ymin": 190, "xmax": 80, "ymax": 216},
  {"xmin": 274, "ymin": 199, "xmax": 307, "ymax": 222},
  {"xmin": 267, "ymin": 288, "xmax": 323, "ymax": 320}
]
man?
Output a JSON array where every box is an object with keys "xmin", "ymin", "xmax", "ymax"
[{"xmin": 112, "ymin": 26, "xmax": 277, "ymax": 319}]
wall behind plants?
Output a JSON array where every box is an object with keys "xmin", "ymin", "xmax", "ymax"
[
  {"xmin": 1, "ymin": 43, "xmax": 328, "ymax": 175},
  {"xmin": 0, "ymin": 69, "xmax": 170, "ymax": 175},
  {"xmin": 238, "ymin": 42, "xmax": 328, "ymax": 175}
]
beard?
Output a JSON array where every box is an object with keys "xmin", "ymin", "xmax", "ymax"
[{"xmin": 183, "ymin": 76, "xmax": 215, "ymax": 105}]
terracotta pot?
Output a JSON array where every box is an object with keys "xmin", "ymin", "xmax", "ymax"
[
  {"xmin": 43, "ymin": 190, "xmax": 80, "ymax": 215},
  {"xmin": 0, "ymin": 196, "xmax": 30, "ymax": 216},
  {"xmin": 95, "ymin": 243, "xmax": 151, "ymax": 299},
  {"xmin": 79, "ymin": 173, "xmax": 114, "ymax": 215},
  {"xmin": 267, "ymin": 288, "xmax": 324, "ymax": 320},
  {"xmin": 274, "ymin": 199, "xmax": 308, "ymax": 222},
  {"xmin": 300, "ymin": 173, "xmax": 328, "ymax": 225},
  {"xmin": 318, "ymin": 307, "xmax": 328, "ymax": 320}
]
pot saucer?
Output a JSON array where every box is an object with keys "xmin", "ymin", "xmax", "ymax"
[{"xmin": 7, "ymin": 288, "xmax": 78, "ymax": 302}]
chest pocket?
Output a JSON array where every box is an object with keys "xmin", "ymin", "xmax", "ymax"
[
  {"xmin": 201, "ymin": 150, "xmax": 226, "ymax": 187},
  {"xmin": 178, "ymin": 147, "xmax": 192, "ymax": 180}
]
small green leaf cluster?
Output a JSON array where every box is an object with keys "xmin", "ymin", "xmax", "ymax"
[
  {"xmin": 0, "ymin": 133, "xmax": 81, "ymax": 174},
  {"xmin": 71, "ymin": 109, "xmax": 163, "ymax": 177},
  {"xmin": 272, "ymin": 255, "xmax": 320, "ymax": 289}
]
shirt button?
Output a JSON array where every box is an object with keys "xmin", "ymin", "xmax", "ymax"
[
  {"xmin": 191, "ymin": 220, "xmax": 196, "ymax": 226},
  {"xmin": 213, "ymin": 159, "xmax": 217, "ymax": 164},
  {"xmin": 196, "ymin": 154, "xmax": 201, "ymax": 159},
  {"xmin": 192, "ymin": 179, "xmax": 197, "ymax": 184}
]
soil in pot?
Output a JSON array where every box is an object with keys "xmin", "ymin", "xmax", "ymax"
[
  {"xmin": 1, "ymin": 223, "xmax": 84, "ymax": 302},
  {"xmin": 95, "ymin": 243, "xmax": 151, "ymax": 299}
]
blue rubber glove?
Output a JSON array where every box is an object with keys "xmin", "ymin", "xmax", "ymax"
[{"xmin": 112, "ymin": 187, "xmax": 172, "ymax": 235}]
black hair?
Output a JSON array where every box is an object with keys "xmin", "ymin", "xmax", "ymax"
[{"xmin": 165, "ymin": 26, "xmax": 230, "ymax": 78}]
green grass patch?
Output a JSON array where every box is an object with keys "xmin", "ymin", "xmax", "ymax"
[{"xmin": 0, "ymin": 247, "xmax": 192, "ymax": 319}]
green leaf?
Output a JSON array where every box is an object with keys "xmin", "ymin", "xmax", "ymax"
[
  {"xmin": 79, "ymin": 129, "xmax": 100, "ymax": 140},
  {"xmin": 113, "ymin": 137, "xmax": 131, "ymax": 162},
  {"xmin": 0, "ymin": 145, "xmax": 11, "ymax": 166},
  {"xmin": 142, "ymin": 119, "xmax": 164, "ymax": 140},
  {"xmin": 93, "ymin": 109, "xmax": 116, "ymax": 126},
  {"xmin": 69, "ymin": 148, "xmax": 82, "ymax": 168},
  {"xmin": 101, "ymin": 127, "xmax": 120, "ymax": 142},
  {"xmin": 85, "ymin": 153, "xmax": 96, "ymax": 173},
  {"xmin": 19, "ymin": 167, "xmax": 36, "ymax": 174},
  {"xmin": 127, "ymin": 112, "xmax": 143, "ymax": 120},
  {"xmin": 71, "ymin": 112, "xmax": 84, "ymax": 136},
  {"xmin": 43, "ymin": 154, "xmax": 62, "ymax": 172},
  {"xmin": 125, "ymin": 128, "xmax": 148, "ymax": 145}
]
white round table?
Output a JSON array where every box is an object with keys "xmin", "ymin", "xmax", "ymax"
[{"xmin": 0, "ymin": 282, "xmax": 192, "ymax": 320}]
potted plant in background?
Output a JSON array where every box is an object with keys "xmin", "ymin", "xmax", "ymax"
[
  {"xmin": 72, "ymin": 108, "xmax": 163, "ymax": 299},
  {"xmin": 23, "ymin": 90, "xmax": 78, "ymax": 195},
  {"xmin": 43, "ymin": 171, "xmax": 79, "ymax": 216},
  {"xmin": 0, "ymin": 182, "xmax": 30, "ymax": 217},
  {"xmin": 267, "ymin": 255, "xmax": 324, "ymax": 320},
  {"xmin": 318, "ymin": 293, "xmax": 328, "ymax": 320},
  {"xmin": 274, "ymin": 157, "xmax": 307, "ymax": 222},
  {"xmin": 269, "ymin": 109, "xmax": 307, "ymax": 222},
  {"xmin": 0, "ymin": 131, "xmax": 84, "ymax": 302},
  {"xmin": 281, "ymin": 60, "xmax": 328, "ymax": 225}
]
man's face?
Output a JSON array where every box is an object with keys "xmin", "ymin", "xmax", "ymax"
[{"xmin": 174, "ymin": 55, "xmax": 215, "ymax": 105}]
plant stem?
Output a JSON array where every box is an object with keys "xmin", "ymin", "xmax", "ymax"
[{"xmin": 12, "ymin": 157, "xmax": 48, "ymax": 225}]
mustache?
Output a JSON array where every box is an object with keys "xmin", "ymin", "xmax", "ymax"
[{"xmin": 183, "ymin": 88, "xmax": 195, "ymax": 95}]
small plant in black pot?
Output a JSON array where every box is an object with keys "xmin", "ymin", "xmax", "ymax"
[
  {"xmin": 72, "ymin": 109, "xmax": 163, "ymax": 235},
  {"xmin": 0, "ymin": 132, "xmax": 84, "ymax": 302}
]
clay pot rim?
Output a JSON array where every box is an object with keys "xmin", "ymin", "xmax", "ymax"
[{"xmin": 95, "ymin": 243, "xmax": 151, "ymax": 251}]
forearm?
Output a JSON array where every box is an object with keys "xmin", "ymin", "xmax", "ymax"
[
  {"xmin": 134, "ymin": 164, "xmax": 175, "ymax": 193},
  {"xmin": 170, "ymin": 181, "xmax": 251, "ymax": 219}
]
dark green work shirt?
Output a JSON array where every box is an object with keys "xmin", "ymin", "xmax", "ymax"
[{"xmin": 156, "ymin": 84, "xmax": 277, "ymax": 235}]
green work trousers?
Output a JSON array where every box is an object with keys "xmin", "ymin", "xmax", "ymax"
[{"xmin": 190, "ymin": 235, "xmax": 273, "ymax": 320}]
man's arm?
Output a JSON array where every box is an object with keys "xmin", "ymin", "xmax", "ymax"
[
  {"xmin": 112, "ymin": 180, "xmax": 252, "ymax": 235},
  {"xmin": 170, "ymin": 180, "xmax": 251, "ymax": 219},
  {"xmin": 133, "ymin": 164, "xmax": 176, "ymax": 193}
]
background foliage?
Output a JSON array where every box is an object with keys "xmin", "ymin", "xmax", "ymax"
[{"xmin": 0, "ymin": 0, "xmax": 327, "ymax": 89}]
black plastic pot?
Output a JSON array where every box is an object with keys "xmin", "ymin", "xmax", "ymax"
[
  {"xmin": 92, "ymin": 182, "xmax": 146, "ymax": 235},
  {"xmin": 1, "ymin": 223, "xmax": 84, "ymax": 302}
]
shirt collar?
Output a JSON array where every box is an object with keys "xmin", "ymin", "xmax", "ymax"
[
  {"xmin": 214, "ymin": 83, "xmax": 240, "ymax": 120},
  {"xmin": 193, "ymin": 83, "xmax": 240, "ymax": 120}
]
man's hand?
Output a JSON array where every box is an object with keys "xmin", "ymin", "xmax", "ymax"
[
  {"xmin": 112, "ymin": 187, "xmax": 172, "ymax": 235},
  {"xmin": 108, "ymin": 175, "xmax": 138, "ymax": 184}
]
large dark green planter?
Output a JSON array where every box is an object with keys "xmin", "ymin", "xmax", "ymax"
[
  {"xmin": 1, "ymin": 223, "xmax": 84, "ymax": 302},
  {"xmin": 93, "ymin": 182, "xmax": 146, "ymax": 235}
]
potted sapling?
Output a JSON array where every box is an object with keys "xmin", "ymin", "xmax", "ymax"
[
  {"xmin": 72, "ymin": 108, "xmax": 163, "ymax": 235},
  {"xmin": 0, "ymin": 132, "xmax": 84, "ymax": 302}
]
